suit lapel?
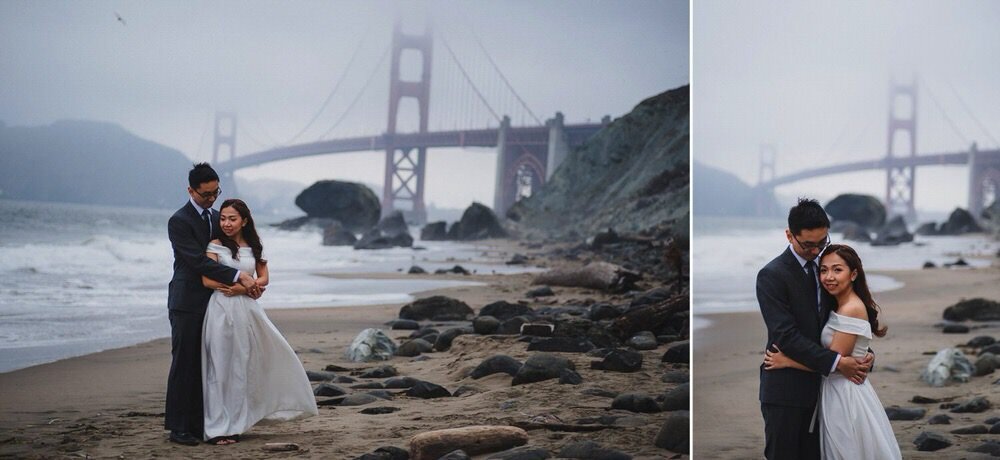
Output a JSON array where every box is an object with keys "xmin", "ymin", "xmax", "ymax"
[{"xmin": 183, "ymin": 202, "xmax": 211, "ymax": 244}]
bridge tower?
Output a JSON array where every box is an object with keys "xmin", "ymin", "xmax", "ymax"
[
  {"xmin": 383, "ymin": 21, "xmax": 432, "ymax": 224},
  {"xmin": 884, "ymin": 80, "xmax": 918, "ymax": 222},
  {"xmin": 493, "ymin": 116, "xmax": 550, "ymax": 216},
  {"xmin": 968, "ymin": 143, "xmax": 1000, "ymax": 218},
  {"xmin": 755, "ymin": 144, "xmax": 778, "ymax": 216},
  {"xmin": 213, "ymin": 112, "xmax": 238, "ymax": 195}
]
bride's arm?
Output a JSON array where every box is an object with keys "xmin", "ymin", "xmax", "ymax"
[
  {"xmin": 254, "ymin": 260, "xmax": 268, "ymax": 287},
  {"xmin": 764, "ymin": 345, "xmax": 814, "ymax": 372},
  {"xmin": 202, "ymin": 252, "xmax": 247, "ymax": 296}
]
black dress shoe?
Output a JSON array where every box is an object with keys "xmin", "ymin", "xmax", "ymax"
[{"xmin": 169, "ymin": 431, "xmax": 200, "ymax": 446}]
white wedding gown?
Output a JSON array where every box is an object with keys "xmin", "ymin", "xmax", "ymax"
[
  {"xmin": 818, "ymin": 312, "xmax": 901, "ymax": 459},
  {"xmin": 201, "ymin": 243, "xmax": 317, "ymax": 440}
]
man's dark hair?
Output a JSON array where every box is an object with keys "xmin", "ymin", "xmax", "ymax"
[
  {"xmin": 787, "ymin": 198, "xmax": 830, "ymax": 234},
  {"xmin": 188, "ymin": 163, "xmax": 220, "ymax": 189}
]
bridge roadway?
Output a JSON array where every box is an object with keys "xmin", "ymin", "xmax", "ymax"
[
  {"xmin": 215, "ymin": 123, "xmax": 604, "ymax": 172},
  {"xmin": 759, "ymin": 148, "xmax": 999, "ymax": 188}
]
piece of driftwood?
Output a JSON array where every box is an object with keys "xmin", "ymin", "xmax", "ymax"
[
  {"xmin": 262, "ymin": 442, "xmax": 300, "ymax": 452},
  {"xmin": 609, "ymin": 295, "xmax": 688, "ymax": 339},
  {"xmin": 409, "ymin": 425, "xmax": 528, "ymax": 460},
  {"xmin": 532, "ymin": 262, "xmax": 640, "ymax": 291}
]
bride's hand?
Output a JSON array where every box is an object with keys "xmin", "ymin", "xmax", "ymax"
[
  {"xmin": 763, "ymin": 344, "xmax": 792, "ymax": 370},
  {"xmin": 220, "ymin": 284, "xmax": 247, "ymax": 297}
]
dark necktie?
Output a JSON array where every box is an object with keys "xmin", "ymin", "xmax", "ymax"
[
  {"xmin": 806, "ymin": 260, "xmax": 819, "ymax": 312},
  {"xmin": 202, "ymin": 209, "xmax": 212, "ymax": 239}
]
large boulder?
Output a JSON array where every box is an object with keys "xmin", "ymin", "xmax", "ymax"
[
  {"xmin": 920, "ymin": 348, "xmax": 974, "ymax": 386},
  {"xmin": 872, "ymin": 215, "xmax": 914, "ymax": 246},
  {"xmin": 420, "ymin": 221, "xmax": 449, "ymax": 241},
  {"xmin": 938, "ymin": 208, "xmax": 982, "ymax": 235},
  {"xmin": 346, "ymin": 328, "xmax": 398, "ymax": 362},
  {"xmin": 353, "ymin": 211, "xmax": 414, "ymax": 249},
  {"xmin": 295, "ymin": 180, "xmax": 381, "ymax": 233},
  {"xmin": 512, "ymin": 353, "xmax": 575, "ymax": 385},
  {"xmin": 399, "ymin": 296, "xmax": 474, "ymax": 321},
  {"xmin": 826, "ymin": 194, "xmax": 886, "ymax": 230},
  {"xmin": 450, "ymin": 202, "xmax": 508, "ymax": 240},
  {"xmin": 943, "ymin": 298, "xmax": 1000, "ymax": 322}
]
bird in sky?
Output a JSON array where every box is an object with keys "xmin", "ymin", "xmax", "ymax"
[{"xmin": 114, "ymin": 12, "xmax": 126, "ymax": 26}]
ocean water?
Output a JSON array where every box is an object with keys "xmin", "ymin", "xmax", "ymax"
[
  {"xmin": 0, "ymin": 200, "xmax": 539, "ymax": 373},
  {"xmin": 692, "ymin": 216, "xmax": 998, "ymax": 330}
]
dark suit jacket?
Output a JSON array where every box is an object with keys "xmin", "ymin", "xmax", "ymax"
[
  {"xmin": 757, "ymin": 247, "xmax": 838, "ymax": 409},
  {"xmin": 167, "ymin": 202, "xmax": 238, "ymax": 313}
]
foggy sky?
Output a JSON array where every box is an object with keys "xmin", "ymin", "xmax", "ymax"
[
  {"xmin": 0, "ymin": 0, "xmax": 689, "ymax": 210},
  {"xmin": 694, "ymin": 0, "xmax": 1000, "ymax": 214}
]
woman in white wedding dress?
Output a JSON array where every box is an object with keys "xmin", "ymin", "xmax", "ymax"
[
  {"xmin": 200, "ymin": 199, "xmax": 317, "ymax": 445},
  {"xmin": 764, "ymin": 244, "xmax": 901, "ymax": 460}
]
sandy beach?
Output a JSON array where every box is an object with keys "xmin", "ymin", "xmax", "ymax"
[
  {"xmin": 694, "ymin": 264, "xmax": 1000, "ymax": 459},
  {"xmin": 1, "ymin": 252, "xmax": 687, "ymax": 459}
]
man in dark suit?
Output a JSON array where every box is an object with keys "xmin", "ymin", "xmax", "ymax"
[
  {"xmin": 756, "ymin": 198, "xmax": 872, "ymax": 460},
  {"xmin": 164, "ymin": 163, "xmax": 259, "ymax": 446}
]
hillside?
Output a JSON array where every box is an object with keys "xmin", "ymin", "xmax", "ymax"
[
  {"xmin": 692, "ymin": 162, "xmax": 778, "ymax": 217},
  {"xmin": 0, "ymin": 120, "xmax": 192, "ymax": 209},
  {"xmin": 507, "ymin": 86, "xmax": 690, "ymax": 239}
]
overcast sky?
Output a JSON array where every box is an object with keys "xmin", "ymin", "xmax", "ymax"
[
  {"xmin": 694, "ymin": 0, "xmax": 1000, "ymax": 214},
  {"xmin": 1, "ymin": 0, "xmax": 689, "ymax": 210}
]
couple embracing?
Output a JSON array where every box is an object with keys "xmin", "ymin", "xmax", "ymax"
[
  {"xmin": 757, "ymin": 199, "xmax": 901, "ymax": 459},
  {"xmin": 164, "ymin": 163, "xmax": 318, "ymax": 446}
]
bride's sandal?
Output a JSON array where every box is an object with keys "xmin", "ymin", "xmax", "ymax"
[{"xmin": 208, "ymin": 436, "xmax": 235, "ymax": 445}]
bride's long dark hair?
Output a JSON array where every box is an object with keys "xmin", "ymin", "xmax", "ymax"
[
  {"xmin": 218, "ymin": 199, "xmax": 266, "ymax": 265},
  {"xmin": 821, "ymin": 244, "xmax": 885, "ymax": 337}
]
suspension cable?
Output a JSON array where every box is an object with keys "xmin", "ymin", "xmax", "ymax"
[
  {"xmin": 438, "ymin": 30, "xmax": 501, "ymax": 123},
  {"xmin": 319, "ymin": 42, "xmax": 391, "ymax": 140}
]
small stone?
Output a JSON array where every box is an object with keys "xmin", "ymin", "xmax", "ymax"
[
  {"xmin": 485, "ymin": 445, "xmax": 551, "ymax": 460},
  {"xmin": 408, "ymin": 265, "xmax": 427, "ymax": 274},
  {"xmin": 580, "ymin": 388, "xmax": 618, "ymax": 398},
  {"xmin": 911, "ymin": 395, "xmax": 941, "ymax": 404},
  {"xmin": 389, "ymin": 319, "xmax": 420, "ymax": 330},
  {"xmin": 967, "ymin": 336, "xmax": 996, "ymax": 348},
  {"xmin": 527, "ymin": 337, "xmax": 594, "ymax": 353},
  {"xmin": 557, "ymin": 440, "xmax": 631, "ymax": 460},
  {"xmin": 588, "ymin": 303, "xmax": 621, "ymax": 321},
  {"xmin": 590, "ymin": 348, "xmax": 643, "ymax": 373},
  {"xmin": 360, "ymin": 365, "xmax": 398, "ymax": 379},
  {"xmin": 661, "ymin": 340, "xmax": 690, "ymax": 364},
  {"xmin": 951, "ymin": 396, "xmax": 991, "ymax": 413},
  {"xmin": 969, "ymin": 441, "xmax": 1000, "ymax": 457},
  {"xmin": 611, "ymin": 393, "xmax": 661, "ymax": 413},
  {"xmin": 396, "ymin": 339, "xmax": 434, "ymax": 357},
  {"xmin": 452, "ymin": 385, "xmax": 481, "ymax": 397},
  {"xmin": 360, "ymin": 406, "xmax": 402, "ymax": 415},
  {"xmin": 884, "ymin": 406, "xmax": 926, "ymax": 421},
  {"xmin": 512, "ymin": 353, "xmax": 575, "ymax": 386},
  {"xmin": 654, "ymin": 410, "xmax": 690, "ymax": 454},
  {"xmin": 526, "ymin": 286, "xmax": 555, "ymax": 298},
  {"xmin": 339, "ymin": 394, "xmax": 380, "ymax": 406},
  {"xmin": 990, "ymin": 422, "xmax": 1000, "ymax": 434},
  {"xmin": 471, "ymin": 355, "xmax": 523, "ymax": 379},
  {"xmin": 914, "ymin": 432, "xmax": 952, "ymax": 451},
  {"xmin": 306, "ymin": 370, "xmax": 338, "ymax": 382},
  {"xmin": 943, "ymin": 324, "xmax": 970, "ymax": 334},
  {"xmin": 405, "ymin": 380, "xmax": 451, "ymax": 399},
  {"xmin": 558, "ymin": 369, "xmax": 583, "ymax": 385},
  {"xmin": 986, "ymin": 416, "xmax": 1000, "ymax": 425},
  {"xmin": 473, "ymin": 316, "xmax": 501, "ymax": 335},
  {"xmin": 927, "ymin": 414, "xmax": 952, "ymax": 424},
  {"xmin": 313, "ymin": 383, "xmax": 348, "ymax": 397},
  {"xmin": 659, "ymin": 383, "xmax": 690, "ymax": 411},
  {"xmin": 383, "ymin": 376, "xmax": 420, "ymax": 389},
  {"xmin": 950, "ymin": 425, "xmax": 988, "ymax": 434},
  {"xmin": 520, "ymin": 323, "xmax": 555, "ymax": 337},
  {"xmin": 435, "ymin": 327, "xmax": 473, "ymax": 352},
  {"xmin": 627, "ymin": 331, "xmax": 659, "ymax": 350},
  {"xmin": 661, "ymin": 370, "xmax": 689, "ymax": 384}
]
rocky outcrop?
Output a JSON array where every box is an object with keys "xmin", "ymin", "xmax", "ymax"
[
  {"xmin": 294, "ymin": 180, "xmax": 381, "ymax": 233},
  {"xmin": 938, "ymin": 208, "xmax": 982, "ymax": 235},
  {"xmin": 507, "ymin": 86, "xmax": 689, "ymax": 238},
  {"xmin": 826, "ymin": 194, "xmax": 886, "ymax": 230},
  {"xmin": 872, "ymin": 216, "xmax": 914, "ymax": 246},
  {"xmin": 354, "ymin": 211, "xmax": 414, "ymax": 249},
  {"xmin": 449, "ymin": 203, "xmax": 508, "ymax": 240},
  {"xmin": 982, "ymin": 199, "xmax": 1000, "ymax": 238},
  {"xmin": 420, "ymin": 221, "xmax": 449, "ymax": 241},
  {"xmin": 322, "ymin": 221, "xmax": 357, "ymax": 246}
]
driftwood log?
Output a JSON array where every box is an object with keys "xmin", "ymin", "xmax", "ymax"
[
  {"xmin": 532, "ymin": 262, "xmax": 640, "ymax": 291},
  {"xmin": 609, "ymin": 295, "xmax": 689, "ymax": 339},
  {"xmin": 409, "ymin": 425, "xmax": 529, "ymax": 460}
]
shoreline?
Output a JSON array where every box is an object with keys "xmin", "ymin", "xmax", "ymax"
[
  {"xmin": 1, "ymin": 242, "xmax": 687, "ymax": 458},
  {"xmin": 693, "ymin": 265, "xmax": 1000, "ymax": 459}
]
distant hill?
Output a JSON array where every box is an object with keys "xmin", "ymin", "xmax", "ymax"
[
  {"xmin": 508, "ymin": 86, "xmax": 690, "ymax": 238},
  {"xmin": 0, "ymin": 120, "xmax": 192, "ymax": 209},
  {"xmin": 693, "ymin": 162, "xmax": 778, "ymax": 217}
]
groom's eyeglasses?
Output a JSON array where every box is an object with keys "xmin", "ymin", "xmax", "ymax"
[
  {"xmin": 793, "ymin": 234, "xmax": 830, "ymax": 251},
  {"xmin": 195, "ymin": 187, "xmax": 222, "ymax": 199}
]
